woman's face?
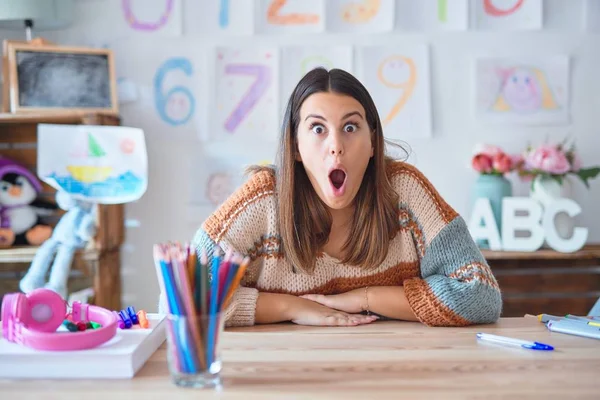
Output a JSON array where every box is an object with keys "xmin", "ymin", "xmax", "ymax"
[{"xmin": 296, "ymin": 92, "xmax": 374, "ymax": 211}]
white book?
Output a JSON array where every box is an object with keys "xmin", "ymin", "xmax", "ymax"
[{"xmin": 0, "ymin": 313, "xmax": 166, "ymax": 379}]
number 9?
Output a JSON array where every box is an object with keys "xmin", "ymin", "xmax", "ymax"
[{"xmin": 154, "ymin": 58, "xmax": 196, "ymax": 126}]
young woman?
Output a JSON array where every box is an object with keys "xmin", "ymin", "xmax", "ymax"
[{"xmin": 192, "ymin": 68, "xmax": 502, "ymax": 327}]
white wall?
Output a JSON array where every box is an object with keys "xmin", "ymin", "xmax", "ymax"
[{"xmin": 2, "ymin": 0, "xmax": 599, "ymax": 311}]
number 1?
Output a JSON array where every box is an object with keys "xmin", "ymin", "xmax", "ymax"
[
  {"xmin": 219, "ymin": 0, "xmax": 229, "ymax": 28},
  {"xmin": 438, "ymin": 0, "xmax": 447, "ymax": 22},
  {"xmin": 224, "ymin": 64, "xmax": 271, "ymax": 133}
]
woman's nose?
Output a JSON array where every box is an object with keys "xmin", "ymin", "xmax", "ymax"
[{"xmin": 329, "ymin": 133, "xmax": 344, "ymax": 155}]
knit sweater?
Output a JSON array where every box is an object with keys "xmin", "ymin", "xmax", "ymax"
[{"xmin": 191, "ymin": 161, "xmax": 503, "ymax": 327}]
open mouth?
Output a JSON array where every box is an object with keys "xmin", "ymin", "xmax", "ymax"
[{"xmin": 329, "ymin": 169, "xmax": 347, "ymax": 190}]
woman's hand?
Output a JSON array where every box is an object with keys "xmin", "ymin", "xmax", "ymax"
[
  {"xmin": 287, "ymin": 296, "xmax": 377, "ymax": 326},
  {"xmin": 300, "ymin": 288, "xmax": 366, "ymax": 314}
]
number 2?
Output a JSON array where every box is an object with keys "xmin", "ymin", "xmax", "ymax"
[
  {"xmin": 224, "ymin": 64, "xmax": 271, "ymax": 133},
  {"xmin": 484, "ymin": 0, "xmax": 524, "ymax": 16},
  {"xmin": 122, "ymin": 0, "xmax": 173, "ymax": 31},
  {"xmin": 377, "ymin": 56, "xmax": 417, "ymax": 126},
  {"xmin": 154, "ymin": 58, "xmax": 195, "ymax": 126},
  {"xmin": 267, "ymin": 0, "xmax": 320, "ymax": 25}
]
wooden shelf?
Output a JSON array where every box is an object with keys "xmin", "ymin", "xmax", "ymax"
[
  {"xmin": 0, "ymin": 246, "xmax": 99, "ymax": 264},
  {"xmin": 0, "ymin": 111, "xmax": 119, "ymax": 125},
  {"xmin": 481, "ymin": 244, "xmax": 600, "ymax": 261},
  {"xmin": 482, "ymin": 244, "xmax": 600, "ymax": 318},
  {"xmin": 0, "ymin": 110, "xmax": 123, "ymax": 310}
]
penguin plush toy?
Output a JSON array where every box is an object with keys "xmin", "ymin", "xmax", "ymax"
[{"xmin": 0, "ymin": 157, "xmax": 55, "ymax": 248}]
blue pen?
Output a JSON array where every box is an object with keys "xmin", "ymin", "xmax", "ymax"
[{"xmin": 476, "ymin": 333, "xmax": 554, "ymax": 351}]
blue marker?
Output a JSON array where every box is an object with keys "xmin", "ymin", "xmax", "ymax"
[
  {"xmin": 127, "ymin": 306, "xmax": 139, "ymax": 324},
  {"xmin": 118, "ymin": 310, "xmax": 133, "ymax": 329},
  {"xmin": 476, "ymin": 332, "xmax": 554, "ymax": 351}
]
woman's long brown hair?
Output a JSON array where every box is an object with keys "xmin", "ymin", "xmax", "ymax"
[{"xmin": 249, "ymin": 68, "xmax": 403, "ymax": 274}]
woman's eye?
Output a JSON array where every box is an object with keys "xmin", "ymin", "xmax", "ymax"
[
  {"xmin": 343, "ymin": 123, "xmax": 358, "ymax": 133},
  {"xmin": 311, "ymin": 124, "xmax": 325, "ymax": 134}
]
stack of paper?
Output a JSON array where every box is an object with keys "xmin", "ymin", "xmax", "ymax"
[{"xmin": 0, "ymin": 313, "xmax": 166, "ymax": 379}]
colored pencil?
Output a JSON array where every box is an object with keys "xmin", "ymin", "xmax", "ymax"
[{"xmin": 153, "ymin": 241, "xmax": 246, "ymax": 374}]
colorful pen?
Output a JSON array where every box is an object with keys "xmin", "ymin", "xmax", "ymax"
[{"xmin": 476, "ymin": 332, "xmax": 554, "ymax": 351}]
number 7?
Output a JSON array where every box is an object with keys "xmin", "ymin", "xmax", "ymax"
[{"xmin": 224, "ymin": 64, "xmax": 272, "ymax": 133}]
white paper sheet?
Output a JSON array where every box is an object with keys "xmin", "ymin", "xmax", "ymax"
[
  {"xmin": 359, "ymin": 46, "xmax": 432, "ymax": 139},
  {"xmin": 327, "ymin": 0, "xmax": 395, "ymax": 32},
  {"xmin": 396, "ymin": 0, "xmax": 469, "ymax": 30},
  {"xmin": 110, "ymin": 39, "xmax": 207, "ymax": 142},
  {"xmin": 184, "ymin": 0, "xmax": 254, "ymax": 36},
  {"xmin": 188, "ymin": 155, "xmax": 264, "ymax": 208},
  {"xmin": 585, "ymin": 0, "xmax": 600, "ymax": 32},
  {"xmin": 213, "ymin": 47, "xmax": 280, "ymax": 142},
  {"xmin": 474, "ymin": 56, "xmax": 570, "ymax": 125},
  {"xmin": 281, "ymin": 46, "xmax": 354, "ymax": 106},
  {"xmin": 256, "ymin": 0, "xmax": 325, "ymax": 34},
  {"xmin": 37, "ymin": 124, "xmax": 148, "ymax": 204},
  {"xmin": 472, "ymin": 0, "xmax": 543, "ymax": 30}
]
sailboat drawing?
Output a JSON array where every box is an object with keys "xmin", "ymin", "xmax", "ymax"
[{"xmin": 67, "ymin": 133, "xmax": 113, "ymax": 183}]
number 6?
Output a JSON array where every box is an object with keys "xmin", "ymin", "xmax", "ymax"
[{"xmin": 154, "ymin": 58, "xmax": 196, "ymax": 126}]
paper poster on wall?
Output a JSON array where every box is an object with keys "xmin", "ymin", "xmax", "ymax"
[
  {"xmin": 188, "ymin": 156, "xmax": 251, "ymax": 209},
  {"xmin": 474, "ymin": 56, "xmax": 570, "ymax": 125},
  {"xmin": 256, "ymin": 0, "xmax": 325, "ymax": 34},
  {"xmin": 585, "ymin": 0, "xmax": 600, "ymax": 32},
  {"xmin": 213, "ymin": 47, "xmax": 279, "ymax": 142},
  {"xmin": 117, "ymin": 0, "xmax": 183, "ymax": 37},
  {"xmin": 326, "ymin": 0, "xmax": 395, "ymax": 32},
  {"xmin": 396, "ymin": 0, "xmax": 468, "ymax": 30},
  {"xmin": 184, "ymin": 0, "xmax": 254, "ymax": 36},
  {"xmin": 359, "ymin": 46, "xmax": 432, "ymax": 139},
  {"xmin": 110, "ymin": 39, "xmax": 207, "ymax": 142},
  {"xmin": 281, "ymin": 46, "xmax": 353, "ymax": 106},
  {"xmin": 37, "ymin": 124, "xmax": 148, "ymax": 204},
  {"xmin": 472, "ymin": 0, "xmax": 542, "ymax": 30},
  {"xmin": 49, "ymin": 0, "xmax": 182, "ymax": 45}
]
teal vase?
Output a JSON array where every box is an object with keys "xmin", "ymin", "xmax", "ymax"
[{"xmin": 470, "ymin": 174, "xmax": 512, "ymax": 249}]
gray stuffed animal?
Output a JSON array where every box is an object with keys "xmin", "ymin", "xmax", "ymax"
[{"xmin": 19, "ymin": 190, "xmax": 97, "ymax": 298}]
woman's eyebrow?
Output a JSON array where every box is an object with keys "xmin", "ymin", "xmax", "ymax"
[
  {"xmin": 341, "ymin": 111, "xmax": 364, "ymax": 120},
  {"xmin": 304, "ymin": 114, "xmax": 327, "ymax": 122}
]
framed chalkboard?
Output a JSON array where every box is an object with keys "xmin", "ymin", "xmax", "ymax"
[{"xmin": 2, "ymin": 40, "xmax": 118, "ymax": 115}]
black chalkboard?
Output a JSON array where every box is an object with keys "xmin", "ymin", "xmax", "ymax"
[{"xmin": 15, "ymin": 50, "xmax": 114, "ymax": 110}]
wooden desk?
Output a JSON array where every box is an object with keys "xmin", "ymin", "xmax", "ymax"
[
  {"xmin": 482, "ymin": 244, "xmax": 600, "ymax": 317},
  {"xmin": 2, "ymin": 318, "xmax": 599, "ymax": 399}
]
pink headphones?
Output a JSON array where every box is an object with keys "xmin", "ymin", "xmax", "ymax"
[{"xmin": 1, "ymin": 288, "xmax": 117, "ymax": 351}]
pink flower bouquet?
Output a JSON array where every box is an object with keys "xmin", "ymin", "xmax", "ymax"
[
  {"xmin": 471, "ymin": 144, "xmax": 514, "ymax": 176},
  {"xmin": 517, "ymin": 140, "xmax": 600, "ymax": 188}
]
